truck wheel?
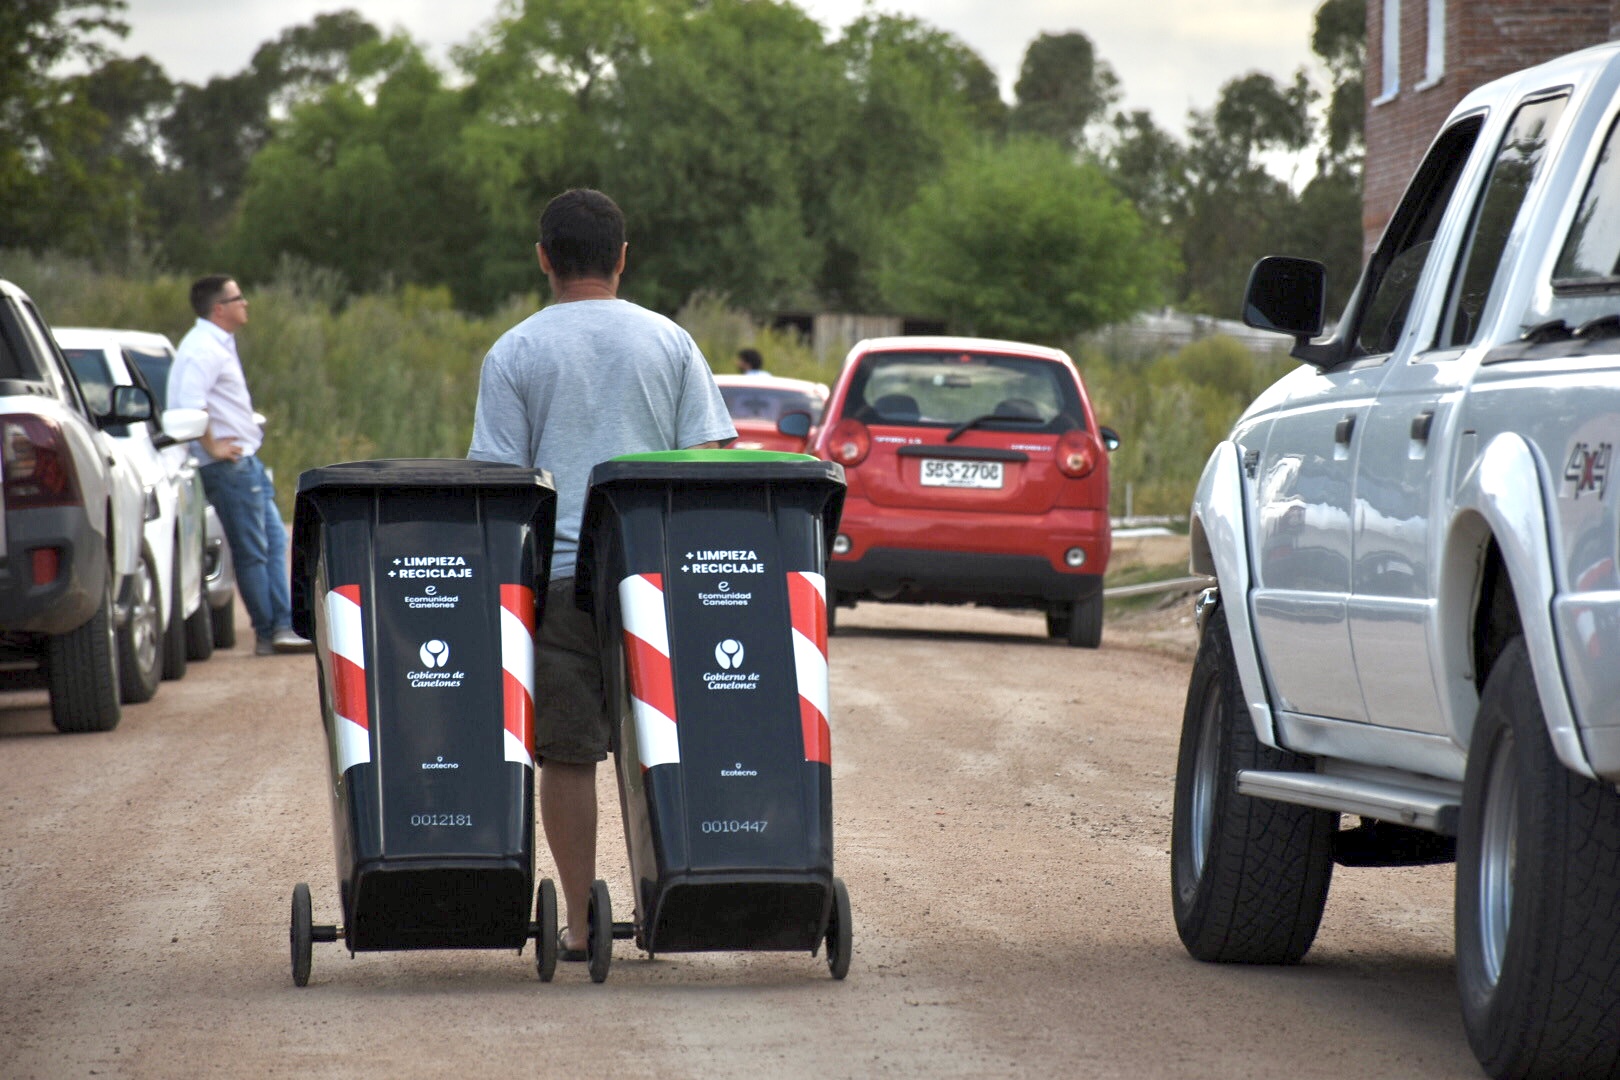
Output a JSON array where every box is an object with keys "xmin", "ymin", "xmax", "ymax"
[
  {"xmin": 211, "ymin": 594, "xmax": 237, "ymax": 650},
  {"xmin": 1065, "ymin": 595, "xmax": 1103, "ymax": 649},
  {"xmin": 184, "ymin": 573, "xmax": 214, "ymax": 662},
  {"xmin": 1456, "ymin": 636, "xmax": 1620, "ymax": 1079},
  {"xmin": 1171, "ymin": 604, "xmax": 1334, "ymax": 963},
  {"xmin": 118, "ymin": 550, "xmax": 163, "ymax": 704},
  {"xmin": 47, "ymin": 570, "xmax": 121, "ymax": 733},
  {"xmin": 161, "ymin": 548, "xmax": 188, "ymax": 681}
]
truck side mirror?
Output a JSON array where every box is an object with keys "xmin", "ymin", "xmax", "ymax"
[{"xmin": 1243, "ymin": 256, "xmax": 1327, "ymax": 344}]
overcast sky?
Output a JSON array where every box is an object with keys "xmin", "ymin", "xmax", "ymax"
[{"xmin": 114, "ymin": 0, "xmax": 1326, "ymax": 133}]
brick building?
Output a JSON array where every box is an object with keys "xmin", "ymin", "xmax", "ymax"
[{"xmin": 1363, "ymin": 0, "xmax": 1620, "ymax": 254}]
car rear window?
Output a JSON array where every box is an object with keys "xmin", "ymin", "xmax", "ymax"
[
  {"xmin": 720, "ymin": 385, "xmax": 824, "ymax": 422},
  {"xmin": 841, "ymin": 351, "xmax": 1084, "ymax": 430}
]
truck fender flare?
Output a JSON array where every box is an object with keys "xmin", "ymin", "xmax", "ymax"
[
  {"xmin": 1447, "ymin": 431, "xmax": 1592, "ymax": 777},
  {"xmin": 1189, "ymin": 440, "xmax": 1280, "ymax": 748}
]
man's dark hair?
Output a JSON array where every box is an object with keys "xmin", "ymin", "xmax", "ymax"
[
  {"xmin": 538, "ymin": 189, "xmax": 625, "ymax": 280},
  {"xmin": 190, "ymin": 275, "xmax": 235, "ymax": 318},
  {"xmin": 737, "ymin": 347, "xmax": 764, "ymax": 372}
]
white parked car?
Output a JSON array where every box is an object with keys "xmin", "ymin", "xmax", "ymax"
[
  {"xmin": 105, "ymin": 330, "xmax": 239, "ymax": 649},
  {"xmin": 56, "ymin": 328, "xmax": 213, "ymax": 689}
]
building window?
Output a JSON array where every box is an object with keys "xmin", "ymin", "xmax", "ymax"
[
  {"xmin": 1377, "ymin": 0, "xmax": 1401, "ymax": 103},
  {"xmin": 1421, "ymin": 0, "xmax": 1446, "ymax": 87}
]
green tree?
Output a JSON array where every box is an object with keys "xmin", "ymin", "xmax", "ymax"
[
  {"xmin": 602, "ymin": 0, "xmax": 843, "ymax": 312},
  {"xmin": 232, "ymin": 37, "xmax": 491, "ymax": 303},
  {"xmin": 819, "ymin": 13, "xmax": 1005, "ymax": 310},
  {"xmin": 154, "ymin": 11, "xmax": 382, "ymax": 270},
  {"xmin": 1009, "ymin": 31, "xmax": 1119, "ymax": 151},
  {"xmin": 879, "ymin": 138, "xmax": 1169, "ymax": 343},
  {"xmin": 0, "ymin": 0, "xmax": 130, "ymax": 254}
]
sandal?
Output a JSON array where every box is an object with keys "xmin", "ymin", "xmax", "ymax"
[{"xmin": 558, "ymin": 930, "xmax": 588, "ymax": 962}]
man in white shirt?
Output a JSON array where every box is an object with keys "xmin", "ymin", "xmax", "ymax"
[{"xmin": 169, "ymin": 275, "xmax": 311, "ymax": 656}]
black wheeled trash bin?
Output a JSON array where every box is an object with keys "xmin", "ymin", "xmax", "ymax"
[
  {"xmin": 285, "ymin": 458, "xmax": 562, "ymax": 986},
  {"xmin": 576, "ymin": 449, "xmax": 852, "ymax": 979}
]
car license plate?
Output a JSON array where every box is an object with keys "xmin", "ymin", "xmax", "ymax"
[{"xmin": 919, "ymin": 459, "xmax": 1003, "ymax": 489}]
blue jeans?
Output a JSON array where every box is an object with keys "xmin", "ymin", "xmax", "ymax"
[{"xmin": 199, "ymin": 455, "xmax": 292, "ymax": 642}]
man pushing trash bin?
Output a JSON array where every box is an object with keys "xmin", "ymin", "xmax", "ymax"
[{"xmin": 467, "ymin": 188, "xmax": 736, "ymax": 962}]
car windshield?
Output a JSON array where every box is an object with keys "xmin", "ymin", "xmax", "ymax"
[
  {"xmin": 61, "ymin": 347, "xmax": 115, "ymax": 415},
  {"xmin": 720, "ymin": 385, "xmax": 824, "ymax": 422},
  {"xmin": 842, "ymin": 351, "xmax": 1083, "ymax": 429}
]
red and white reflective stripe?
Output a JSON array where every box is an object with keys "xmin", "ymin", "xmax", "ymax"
[
  {"xmin": 619, "ymin": 573, "xmax": 679, "ymax": 769},
  {"xmin": 500, "ymin": 584, "xmax": 535, "ymax": 766},
  {"xmin": 787, "ymin": 571, "xmax": 831, "ymax": 764},
  {"xmin": 324, "ymin": 584, "xmax": 370, "ymax": 771}
]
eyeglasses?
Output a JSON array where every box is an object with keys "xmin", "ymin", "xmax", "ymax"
[{"xmin": 218, "ymin": 294, "xmax": 246, "ymax": 305}]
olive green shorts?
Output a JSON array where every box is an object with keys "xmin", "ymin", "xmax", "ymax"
[{"xmin": 535, "ymin": 577, "xmax": 611, "ymax": 764}]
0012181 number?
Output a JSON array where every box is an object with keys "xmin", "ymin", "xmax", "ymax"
[
  {"xmin": 700, "ymin": 820, "xmax": 768, "ymax": 834},
  {"xmin": 410, "ymin": 813, "xmax": 473, "ymax": 827}
]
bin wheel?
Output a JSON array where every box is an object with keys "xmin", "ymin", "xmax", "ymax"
[
  {"xmin": 290, "ymin": 883, "xmax": 313, "ymax": 987},
  {"xmin": 826, "ymin": 877, "xmax": 852, "ymax": 980},
  {"xmin": 587, "ymin": 879, "xmax": 612, "ymax": 984},
  {"xmin": 536, "ymin": 878, "xmax": 558, "ymax": 983}
]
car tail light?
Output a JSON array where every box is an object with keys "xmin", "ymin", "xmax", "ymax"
[
  {"xmin": 1056, "ymin": 429, "xmax": 1100, "ymax": 478},
  {"xmin": 826, "ymin": 419, "xmax": 871, "ymax": 467},
  {"xmin": 2, "ymin": 414, "xmax": 82, "ymax": 509}
]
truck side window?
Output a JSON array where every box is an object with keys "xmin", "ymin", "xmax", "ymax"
[
  {"xmin": 1355, "ymin": 118, "xmax": 1482, "ymax": 357},
  {"xmin": 1553, "ymin": 114, "xmax": 1620, "ymax": 292},
  {"xmin": 1441, "ymin": 93, "xmax": 1569, "ymax": 347}
]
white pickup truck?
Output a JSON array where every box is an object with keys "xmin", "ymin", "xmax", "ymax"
[
  {"xmin": 1172, "ymin": 43, "xmax": 1620, "ymax": 1080},
  {"xmin": 0, "ymin": 280, "xmax": 154, "ymax": 731}
]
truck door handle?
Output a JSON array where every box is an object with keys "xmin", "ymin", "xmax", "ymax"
[
  {"xmin": 1411, "ymin": 410, "xmax": 1435, "ymax": 441},
  {"xmin": 1335, "ymin": 415, "xmax": 1356, "ymax": 444}
]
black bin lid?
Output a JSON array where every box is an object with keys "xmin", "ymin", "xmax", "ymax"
[{"xmin": 297, "ymin": 457, "xmax": 554, "ymax": 495}]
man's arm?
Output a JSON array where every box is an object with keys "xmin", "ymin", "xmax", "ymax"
[{"xmin": 683, "ymin": 441, "xmax": 724, "ymax": 450}]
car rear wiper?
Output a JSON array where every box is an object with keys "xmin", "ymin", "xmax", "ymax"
[{"xmin": 945, "ymin": 413, "xmax": 1045, "ymax": 442}]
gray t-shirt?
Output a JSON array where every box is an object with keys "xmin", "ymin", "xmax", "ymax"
[{"xmin": 467, "ymin": 298, "xmax": 736, "ymax": 578}]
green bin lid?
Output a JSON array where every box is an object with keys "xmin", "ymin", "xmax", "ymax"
[{"xmin": 610, "ymin": 449, "xmax": 817, "ymax": 464}]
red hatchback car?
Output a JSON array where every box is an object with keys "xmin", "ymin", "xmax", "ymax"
[
  {"xmin": 714, "ymin": 374, "xmax": 829, "ymax": 453},
  {"xmin": 807, "ymin": 336, "xmax": 1117, "ymax": 647}
]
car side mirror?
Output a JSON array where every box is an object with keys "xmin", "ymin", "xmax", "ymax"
[
  {"xmin": 1243, "ymin": 256, "xmax": 1326, "ymax": 344},
  {"xmin": 101, "ymin": 384, "xmax": 154, "ymax": 427},
  {"xmin": 777, "ymin": 411, "xmax": 812, "ymax": 438},
  {"xmin": 153, "ymin": 406, "xmax": 209, "ymax": 449},
  {"xmin": 1099, "ymin": 425, "xmax": 1120, "ymax": 452}
]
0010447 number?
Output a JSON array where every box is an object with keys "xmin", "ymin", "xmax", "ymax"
[
  {"xmin": 700, "ymin": 820, "xmax": 768, "ymax": 834},
  {"xmin": 410, "ymin": 813, "xmax": 473, "ymax": 827}
]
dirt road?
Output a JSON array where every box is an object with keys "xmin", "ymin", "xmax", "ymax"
[{"xmin": 0, "ymin": 581, "xmax": 1482, "ymax": 1079}]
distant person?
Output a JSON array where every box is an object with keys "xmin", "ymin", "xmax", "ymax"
[
  {"xmin": 467, "ymin": 188, "xmax": 736, "ymax": 962},
  {"xmin": 169, "ymin": 275, "xmax": 312, "ymax": 657},
  {"xmin": 736, "ymin": 347, "xmax": 768, "ymax": 376}
]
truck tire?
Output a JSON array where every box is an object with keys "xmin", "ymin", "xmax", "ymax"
[
  {"xmin": 1171, "ymin": 604, "xmax": 1334, "ymax": 963},
  {"xmin": 1456, "ymin": 636, "xmax": 1620, "ymax": 1079},
  {"xmin": 46, "ymin": 570, "xmax": 121, "ymax": 733},
  {"xmin": 117, "ymin": 550, "xmax": 163, "ymax": 704},
  {"xmin": 161, "ymin": 547, "xmax": 188, "ymax": 681}
]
